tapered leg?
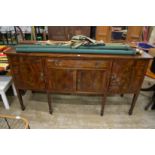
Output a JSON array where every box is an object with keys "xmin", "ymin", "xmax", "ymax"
[
  {"xmin": 47, "ymin": 92, "xmax": 53, "ymax": 114},
  {"xmin": 16, "ymin": 89, "xmax": 25, "ymax": 111},
  {"xmin": 100, "ymin": 94, "xmax": 107, "ymax": 116},
  {"xmin": 128, "ymin": 92, "xmax": 139, "ymax": 115}
]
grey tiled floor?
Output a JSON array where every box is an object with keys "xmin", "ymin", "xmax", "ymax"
[{"xmin": 0, "ymin": 77, "xmax": 155, "ymax": 129}]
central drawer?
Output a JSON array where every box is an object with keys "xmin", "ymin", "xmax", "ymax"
[{"xmin": 46, "ymin": 58, "xmax": 110, "ymax": 69}]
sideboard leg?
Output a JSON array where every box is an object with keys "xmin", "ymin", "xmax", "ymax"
[
  {"xmin": 47, "ymin": 92, "xmax": 53, "ymax": 114},
  {"xmin": 100, "ymin": 94, "xmax": 107, "ymax": 116},
  {"xmin": 128, "ymin": 92, "xmax": 139, "ymax": 115},
  {"xmin": 16, "ymin": 89, "xmax": 25, "ymax": 111}
]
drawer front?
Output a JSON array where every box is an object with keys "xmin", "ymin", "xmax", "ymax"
[
  {"xmin": 9, "ymin": 56, "xmax": 42, "ymax": 65},
  {"xmin": 46, "ymin": 58, "xmax": 111, "ymax": 69},
  {"xmin": 19, "ymin": 56, "xmax": 42, "ymax": 64}
]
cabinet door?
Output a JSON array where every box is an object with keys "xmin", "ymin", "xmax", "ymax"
[
  {"xmin": 77, "ymin": 70, "xmax": 108, "ymax": 93},
  {"xmin": 126, "ymin": 26, "xmax": 143, "ymax": 42},
  {"xmin": 10, "ymin": 56, "xmax": 45, "ymax": 90},
  {"xmin": 48, "ymin": 26, "xmax": 91, "ymax": 41},
  {"xmin": 48, "ymin": 26, "xmax": 68, "ymax": 40},
  {"xmin": 108, "ymin": 60, "xmax": 134, "ymax": 94},
  {"xmin": 45, "ymin": 58, "xmax": 111, "ymax": 93},
  {"xmin": 46, "ymin": 69, "xmax": 76, "ymax": 92},
  {"xmin": 96, "ymin": 26, "xmax": 112, "ymax": 42}
]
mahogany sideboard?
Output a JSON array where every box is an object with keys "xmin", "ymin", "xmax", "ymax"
[{"xmin": 4, "ymin": 48, "xmax": 152, "ymax": 116}]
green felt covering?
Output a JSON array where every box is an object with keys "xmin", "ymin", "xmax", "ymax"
[
  {"xmin": 16, "ymin": 47, "xmax": 136, "ymax": 55},
  {"xmin": 16, "ymin": 44, "xmax": 131, "ymax": 50},
  {"xmin": 15, "ymin": 44, "xmax": 136, "ymax": 55}
]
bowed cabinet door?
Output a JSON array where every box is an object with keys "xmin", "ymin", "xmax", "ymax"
[
  {"xmin": 9, "ymin": 56, "xmax": 45, "ymax": 90},
  {"xmin": 108, "ymin": 59, "xmax": 149, "ymax": 94},
  {"xmin": 108, "ymin": 59, "xmax": 134, "ymax": 94}
]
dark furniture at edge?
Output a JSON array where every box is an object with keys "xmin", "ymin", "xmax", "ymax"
[{"xmin": 4, "ymin": 48, "xmax": 152, "ymax": 116}]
